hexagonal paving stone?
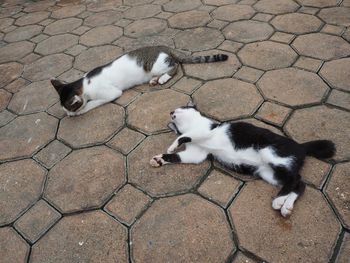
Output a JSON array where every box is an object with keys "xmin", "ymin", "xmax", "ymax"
[
  {"xmin": 175, "ymin": 27, "xmax": 224, "ymax": 52},
  {"xmin": 258, "ymin": 68, "xmax": 329, "ymax": 106},
  {"xmin": 300, "ymin": 157, "xmax": 331, "ymax": 189},
  {"xmin": 124, "ymin": 18, "xmax": 167, "ymax": 38},
  {"xmin": 320, "ymin": 58, "xmax": 350, "ymax": 91},
  {"xmin": 163, "ymin": 0, "xmax": 202, "ymax": 12},
  {"xmin": 0, "ymin": 41, "xmax": 34, "ymax": 63},
  {"xmin": 168, "ymin": 10, "xmax": 211, "ymax": 29},
  {"xmin": 34, "ymin": 140, "xmax": 71, "ymax": 169},
  {"xmin": 0, "ymin": 160, "xmax": 46, "ymax": 225},
  {"xmin": 124, "ymin": 4, "xmax": 161, "ymax": 19},
  {"xmin": 213, "ymin": 4, "xmax": 255, "ymax": 22},
  {"xmin": 318, "ymin": 7, "xmax": 350, "ymax": 26},
  {"xmin": 132, "ymin": 194, "xmax": 234, "ymax": 263},
  {"xmin": 8, "ymin": 80, "xmax": 58, "ymax": 114},
  {"xmin": 23, "ymin": 53, "xmax": 73, "ymax": 81},
  {"xmin": 15, "ymin": 11, "xmax": 49, "ymax": 26},
  {"xmin": 84, "ymin": 10, "xmax": 122, "ymax": 27},
  {"xmin": 327, "ymin": 89, "xmax": 350, "ymax": 111},
  {"xmin": 296, "ymin": 0, "xmax": 338, "ymax": 7},
  {"xmin": 80, "ymin": 25, "xmax": 123, "ymax": 47},
  {"xmin": 184, "ymin": 50, "xmax": 240, "ymax": 80},
  {"xmin": 293, "ymin": 33, "xmax": 350, "ymax": 60},
  {"xmin": 4, "ymin": 24, "xmax": 42, "ymax": 42},
  {"xmin": 336, "ymin": 232, "xmax": 350, "ymax": 263},
  {"xmin": 0, "ymin": 112, "xmax": 58, "ymax": 161},
  {"xmin": 0, "ymin": 110, "xmax": 15, "ymax": 127},
  {"xmin": 223, "ymin": 20, "xmax": 273, "ymax": 43},
  {"xmin": 23, "ymin": 0, "xmax": 55, "ymax": 12},
  {"xmin": 232, "ymin": 252, "xmax": 256, "ymax": 263},
  {"xmin": 255, "ymin": 101, "xmax": 291, "ymax": 126},
  {"xmin": 128, "ymin": 89, "xmax": 189, "ymax": 134},
  {"xmin": 230, "ymin": 181, "xmax": 341, "ymax": 263},
  {"xmin": 238, "ymin": 41, "xmax": 297, "ymax": 70},
  {"xmin": 0, "ymin": 227, "xmax": 30, "ymax": 263},
  {"xmin": 86, "ymin": 0, "xmax": 123, "ymax": 12},
  {"xmin": 44, "ymin": 17, "xmax": 82, "ymax": 35},
  {"xmin": 0, "ymin": 62, "xmax": 23, "ymax": 88},
  {"xmin": 58, "ymin": 103, "xmax": 124, "ymax": 148},
  {"xmin": 326, "ymin": 162, "xmax": 350, "ymax": 228},
  {"xmin": 0, "ymin": 17, "xmax": 14, "ymax": 31},
  {"xmin": 271, "ymin": 13, "xmax": 323, "ymax": 34},
  {"xmin": 51, "ymin": 4, "xmax": 86, "ymax": 18},
  {"xmin": 285, "ymin": 106, "xmax": 350, "ymax": 161},
  {"xmin": 74, "ymin": 45, "xmax": 123, "ymax": 72},
  {"xmin": 128, "ymin": 133, "xmax": 210, "ymax": 196},
  {"xmin": 253, "ymin": 0, "xmax": 299, "ymax": 14},
  {"xmin": 107, "ymin": 127, "xmax": 145, "ymax": 155},
  {"xmin": 30, "ymin": 211, "xmax": 128, "ymax": 262},
  {"xmin": 193, "ymin": 79, "xmax": 262, "ymax": 121},
  {"xmin": 45, "ymin": 146, "xmax": 125, "ymax": 213},
  {"xmin": 35, "ymin": 34, "xmax": 78, "ymax": 55}
]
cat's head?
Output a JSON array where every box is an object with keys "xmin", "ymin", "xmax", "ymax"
[
  {"xmin": 168, "ymin": 101, "xmax": 201, "ymax": 134},
  {"xmin": 51, "ymin": 78, "xmax": 85, "ymax": 114}
]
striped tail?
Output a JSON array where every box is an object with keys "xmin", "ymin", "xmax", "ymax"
[{"xmin": 180, "ymin": 54, "xmax": 228, "ymax": 64}]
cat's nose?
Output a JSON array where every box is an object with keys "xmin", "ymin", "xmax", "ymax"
[{"xmin": 170, "ymin": 111, "xmax": 174, "ymax": 115}]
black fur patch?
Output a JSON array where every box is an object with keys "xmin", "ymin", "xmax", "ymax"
[
  {"xmin": 56, "ymin": 78, "xmax": 84, "ymax": 112},
  {"xmin": 86, "ymin": 61, "xmax": 113, "ymax": 79},
  {"xmin": 162, "ymin": 154, "xmax": 181, "ymax": 163},
  {"xmin": 178, "ymin": 137, "xmax": 191, "ymax": 146},
  {"xmin": 210, "ymin": 123, "xmax": 220, "ymax": 130}
]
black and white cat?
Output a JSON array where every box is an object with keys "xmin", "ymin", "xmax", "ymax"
[
  {"xmin": 150, "ymin": 102, "xmax": 336, "ymax": 217},
  {"xmin": 50, "ymin": 46, "xmax": 228, "ymax": 116}
]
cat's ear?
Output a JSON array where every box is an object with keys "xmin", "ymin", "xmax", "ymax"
[
  {"xmin": 167, "ymin": 122, "xmax": 181, "ymax": 135},
  {"xmin": 187, "ymin": 100, "xmax": 197, "ymax": 109},
  {"xmin": 50, "ymin": 78, "xmax": 64, "ymax": 94}
]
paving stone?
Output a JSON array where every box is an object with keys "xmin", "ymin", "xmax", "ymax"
[
  {"xmin": 51, "ymin": 4, "xmax": 86, "ymax": 18},
  {"xmin": 336, "ymin": 232, "xmax": 350, "ymax": 263},
  {"xmin": 23, "ymin": 0, "xmax": 55, "ymax": 12},
  {"xmin": 163, "ymin": 0, "xmax": 202, "ymax": 12},
  {"xmin": 0, "ymin": 17, "xmax": 14, "ymax": 31},
  {"xmin": 285, "ymin": 106, "xmax": 350, "ymax": 161},
  {"xmin": 132, "ymin": 194, "xmax": 234, "ymax": 262},
  {"xmin": 230, "ymin": 181, "xmax": 341, "ymax": 263},
  {"xmin": 0, "ymin": 89, "xmax": 11, "ymax": 111},
  {"xmin": 23, "ymin": 53, "xmax": 73, "ymax": 81},
  {"xmin": 15, "ymin": 11, "xmax": 49, "ymax": 26},
  {"xmin": 19, "ymin": 53, "xmax": 41, "ymax": 65},
  {"xmin": 3, "ymin": 78, "xmax": 28, "ymax": 93},
  {"xmin": 44, "ymin": 17, "xmax": 82, "ymax": 35},
  {"xmin": 35, "ymin": 34, "xmax": 78, "ymax": 55},
  {"xmin": 128, "ymin": 133, "xmax": 210, "ymax": 196},
  {"xmin": 124, "ymin": 0, "xmax": 153, "ymax": 5},
  {"xmin": 203, "ymin": 0, "xmax": 239, "ymax": 5},
  {"xmin": 294, "ymin": 56, "xmax": 322, "ymax": 72},
  {"xmin": 321, "ymin": 24, "xmax": 344, "ymax": 35},
  {"xmin": 184, "ymin": 50, "xmax": 240, "ymax": 80},
  {"xmin": 115, "ymin": 34, "xmax": 174, "ymax": 52},
  {"xmin": 326, "ymin": 162, "xmax": 350, "ymax": 228},
  {"xmin": 45, "ymin": 146, "xmax": 125, "ymax": 213},
  {"xmin": 258, "ymin": 68, "xmax": 329, "ymax": 106},
  {"xmin": 39, "ymin": 18, "xmax": 54, "ymax": 26},
  {"xmin": 84, "ymin": 10, "xmax": 122, "ymax": 27},
  {"xmin": 318, "ymin": 7, "xmax": 350, "ymax": 26},
  {"xmin": 0, "ymin": 110, "xmax": 15, "ymax": 127},
  {"xmin": 76, "ymin": 46, "xmax": 122, "ymax": 73},
  {"xmin": 64, "ymin": 44, "xmax": 86, "ymax": 56},
  {"xmin": 252, "ymin": 12, "xmax": 273, "ymax": 22},
  {"xmin": 79, "ymin": 25, "xmax": 122, "ymax": 46},
  {"xmin": 124, "ymin": 4, "xmax": 161, "ymax": 19},
  {"xmin": 58, "ymin": 103, "xmax": 124, "ymax": 148},
  {"xmin": 124, "ymin": 18, "xmax": 167, "ymax": 38},
  {"xmin": 296, "ymin": 0, "xmax": 338, "ymax": 7},
  {"xmin": 47, "ymin": 102, "xmax": 66, "ymax": 119},
  {"xmin": 0, "ymin": 227, "xmax": 29, "ymax": 263},
  {"xmin": 4, "ymin": 24, "xmax": 42, "ymax": 42},
  {"xmin": 234, "ymin": 66, "xmax": 264, "ymax": 83},
  {"xmin": 14, "ymin": 200, "xmax": 61, "ymax": 243},
  {"xmin": 0, "ymin": 62, "xmax": 22, "ymax": 88},
  {"xmin": 0, "ymin": 160, "xmax": 46, "ymax": 225},
  {"xmin": 253, "ymin": 0, "xmax": 299, "ymax": 14},
  {"xmin": 238, "ymin": 41, "xmax": 297, "ymax": 70},
  {"xmin": 105, "ymin": 184, "xmax": 151, "ymax": 225},
  {"xmin": 1, "ymin": 25, "xmax": 17, "ymax": 33},
  {"xmin": 168, "ymin": 10, "xmax": 211, "ymax": 29},
  {"xmin": 271, "ymin": 13, "xmax": 323, "ymax": 34},
  {"xmin": 256, "ymin": 102, "xmax": 291, "ymax": 126},
  {"xmin": 301, "ymin": 157, "xmax": 331, "ymax": 188},
  {"xmin": 71, "ymin": 25, "xmax": 90, "ymax": 35},
  {"xmin": 114, "ymin": 89, "xmax": 140, "ymax": 106},
  {"xmin": 298, "ymin": 6, "xmax": 320, "ymax": 14},
  {"xmin": 172, "ymin": 77, "xmax": 202, "ymax": 94},
  {"xmin": 207, "ymin": 19, "xmax": 229, "ymax": 30},
  {"xmin": 343, "ymin": 0, "xmax": 350, "ymax": 6},
  {"xmin": 223, "ymin": 20, "xmax": 273, "ymax": 43},
  {"xmin": 293, "ymin": 33, "xmax": 350, "ymax": 60},
  {"xmin": 58, "ymin": 68, "xmax": 84, "ymax": 83},
  {"xmin": 31, "ymin": 211, "xmax": 128, "ymax": 262},
  {"xmin": 107, "ymin": 128, "xmax": 145, "ymax": 155},
  {"xmin": 218, "ymin": 40, "xmax": 243, "ymax": 53},
  {"xmin": 232, "ymin": 252, "xmax": 257, "ymax": 263},
  {"xmin": 193, "ymin": 78, "xmax": 262, "ymax": 121},
  {"xmin": 327, "ymin": 89, "xmax": 350, "ymax": 110},
  {"xmin": 0, "ymin": 6, "xmax": 22, "ymax": 19},
  {"xmin": 86, "ymin": 0, "xmax": 123, "ymax": 12},
  {"xmin": 30, "ymin": 33, "xmax": 49, "ymax": 43},
  {"xmin": 34, "ymin": 140, "xmax": 71, "ymax": 169},
  {"xmin": 238, "ymin": 0, "xmax": 257, "ymax": 5},
  {"xmin": 114, "ymin": 18, "xmax": 133, "ymax": 26},
  {"xmin": 0, "ymin": 41, "xmax": 34, "ymax": 63},
  {"xmin": 320, "ymin": 58, "xmax": 350, "ymax": 91},
  {"xmin": 198, "ymin": 170, "xmax": 241, "ymax": 207},
  {"xmin": 213, "ymin": 4, "xmax": 255, "ymax": 22},
  {"xmin": 128, "ymin": 89, "xmax": 189, "ymax": 134},
  {"xmin": 8, "ymin": 80, "xmax": 58, "ymax": 114},
  {"xmin": 0, "ymin": 112, "xmax": 58, "ymax": 161}
]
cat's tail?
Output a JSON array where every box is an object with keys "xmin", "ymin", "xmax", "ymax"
[
  {"xmin": 179, "ymin": 54, "xmax": 228, "ymax": 64},
  {"xmin": 301, "ymin": 140, "xmax": 336, "ymax": 159}
]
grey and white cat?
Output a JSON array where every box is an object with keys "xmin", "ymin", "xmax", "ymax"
[{"xmin": 51, "ymin": 46, "xmax": 228, "ymax": 116}]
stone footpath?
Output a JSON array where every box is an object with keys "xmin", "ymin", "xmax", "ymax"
[{"xmin": 0, "ymin": 0, "xmax": 350, "ymax": 262}]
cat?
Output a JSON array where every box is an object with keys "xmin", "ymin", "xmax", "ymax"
[
  {"xmin": 150, "ymin": 101, "xmax": 336, "ymax": 217},
  {"xmin": 50, "ymin": 46, "xmax": 228, "ymax": 116}
]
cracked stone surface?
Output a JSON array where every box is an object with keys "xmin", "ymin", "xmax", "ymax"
[{"xmin": 0, "ymin": 0, "xmax": 349, "ymax": 261}]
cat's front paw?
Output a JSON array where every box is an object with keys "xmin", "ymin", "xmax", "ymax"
[
  {"xmin": 150, "ymin": 154, "xmax": 165, "ymax": 167},
  {"xmin": 149, "ymin": 77, "xmax": 159, "ymax": 86}
]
